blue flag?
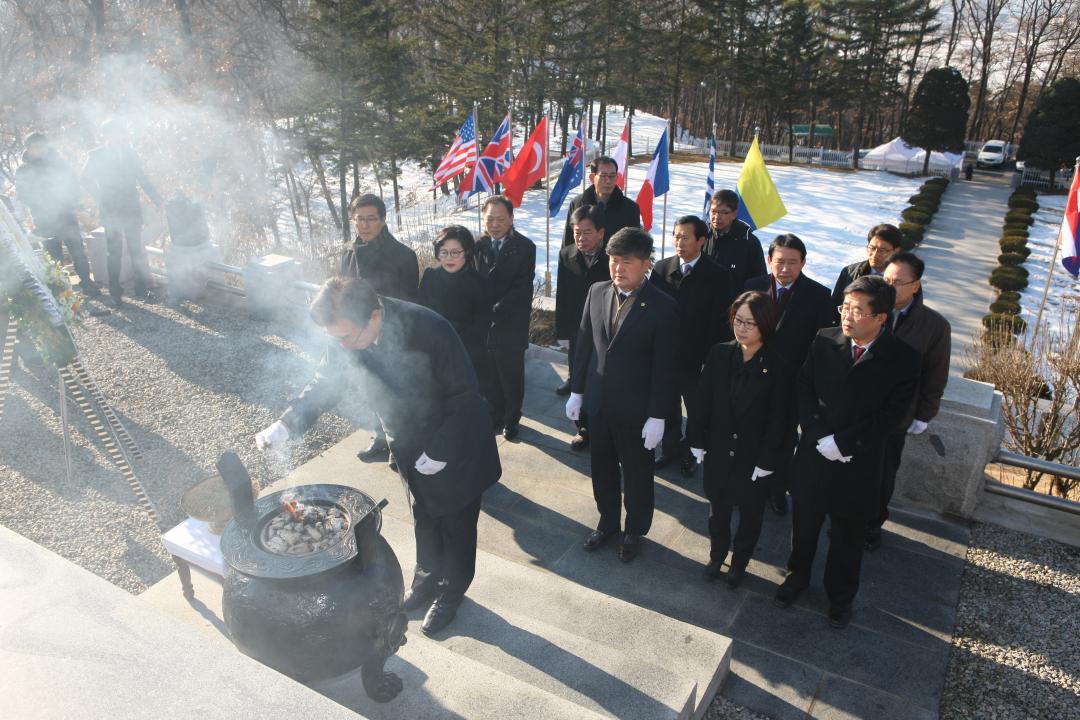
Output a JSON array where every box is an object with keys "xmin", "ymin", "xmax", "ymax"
[{"xmin": 549, "ymin": 125, "xmax": 585, "ymax": 216}]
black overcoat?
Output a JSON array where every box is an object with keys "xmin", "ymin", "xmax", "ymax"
[
  {"xmin": 893, "ymin": 292, "xmax": 951, "ymax": 425},
  {"xmin": 744, "ymin": 272, "xmax": 838, "ymax": 368},
  {"xmin": 281, "ymin": 298, "xmax": 501, "ymax": 517},
  {"xmin": 705, "ymin": 220, "xmax": 766, "ymax": 291},
  {"xmin": 554, "ymin": 244, "xmax": 610, "ymax": 340},
  {"xmin": 792, "ymin": 327, "xmax": 920, "ymax": 517},
  {"xmin": 474, "ymin": 229, "xmax": 536, "ymax": 350},
  {"xmin": 340, "ymin": 227, "xmax": 420, "ymax": 301},
  {"xmin": 571, "ymin": 280, "xmax": 679, "ymax": 422},
  {"xmin": 650, "ymin": 254, "xmax": 735, "ymax": 385},
  {"xmin": 830, "ymin": 259, "xmax": 874, "ymax": 308},
  {"xmin": 561, "ymin": 185, "xmax": 642, "ymax": 247},
  {"xmin": 416, "ymin": 265, "xmax": 492, "ymax": 372},
  {"xmin": 686, "ymin": 341, "xmax": 796, "ymax": 505}
]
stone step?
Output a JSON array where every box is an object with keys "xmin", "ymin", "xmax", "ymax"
[{"xmin": 0, "ymin": 525, "xmax": 365, "ymax": 720}]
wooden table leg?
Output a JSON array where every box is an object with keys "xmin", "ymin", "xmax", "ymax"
[{"xmin": 173, "ymin": 555, "xmax": 195, "ymax": 600}]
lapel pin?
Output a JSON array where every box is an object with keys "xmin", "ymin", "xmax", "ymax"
[
  {"xmin": 640, "ymin": 302, "xmax": 646, "ymax": 307},
  {"xmin": 762, "ymin": 368, "xmax": 768, "ymax": 374}
]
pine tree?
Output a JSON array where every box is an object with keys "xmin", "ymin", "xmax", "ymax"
[{"xmin": 903, "ymin": 67, "xmax": 970, "ymax": 176}]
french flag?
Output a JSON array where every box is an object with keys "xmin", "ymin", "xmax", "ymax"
[
  {"xmin": 635, "ymin": 129, "xmax": 669, "ymax": 232},
  {"xmin": 1060, "ymin": 166, "xmax": 1080, "ymax": 278},
  {"xmin": 612, "ymin": 119, "xmax": 630, "ymax": 191}
]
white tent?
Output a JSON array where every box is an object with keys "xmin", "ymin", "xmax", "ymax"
[
  {"xmin": 910, "ymin": 148, "xmax": 964, "ymax": 172},
  {"xmin": 861, "ymin": 137, "xmax": 920, "ymax": 173}
]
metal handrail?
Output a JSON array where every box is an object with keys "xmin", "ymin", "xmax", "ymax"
[
  {"xmin": 987, "ymin": 449, "xmax": 1080, "ymax": 516},
  {"xmin": 993, "ymin": 449, "xmax": 1080, "ymax": 482}
]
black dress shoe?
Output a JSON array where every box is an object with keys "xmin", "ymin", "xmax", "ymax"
[
  {"xmin": 403, "ymin": 587, "xmax": 435, "ymax": 612},
  {"xmin": 555, "ymin": 378, "xmax": 571, "ymax": 396},
  {"xmin": 703, "ymin": 559, "xmax": 723, "ymax": 581},
  {"xmin": 864, "ymin": 529, "xmax": 882, "ymax": 552},
  {"xmin": 619, "ymin": 534, "xmax": 641, "ymax": 563},
  {"xmin": 421, "ymin": 594, "xmax": 461, "ymax": 636},
  {"xmin": 774, "ymin": 579, "xmax": 803, "ymax": 608},
  {"xmin": 83, "ymin": 283, "xmax": 102, "ymax": 298},
  {"xmin": 680, "ymin": 457, "xmax": 696, "ymax": 478},
  {"xmin": 583, "ymin": 529, "xmax": 616, "ymax": 551},
  {"xmin": 828, "ymin": 604, "xmax": 853, "ymax": 629},
  {"xmin": 654, "ymin": 451, "xmax": 674, "ymax": 469},
  {"xmin": 108, "ymin": 294, "xmax": 125, "ymax": 308},
  {"xmin": 769, "ymin": 492, "xmax": 789, "ymax": 516},
  {"xmin": 358, "ymin": 436, "xmax": 390, "ymax": 462},
  {"xmin": 502, "ymin": 422, "xmax": 519, "ymax": 440},
  {"xmin": 570, "ymin": 432, "xmax": 589, "ymax": 451},
  {"xmin": 725, "ymin": 567, "xmax": 747, "ymax": 589}
]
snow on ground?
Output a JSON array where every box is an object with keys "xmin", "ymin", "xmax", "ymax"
[
  {"xmin": 1019, "ymin": 193, "xmax": 1080, "ymax": 338},
  {"xmin": 281, "ymin": 105, "xmax": 921, "ymax": 294}
]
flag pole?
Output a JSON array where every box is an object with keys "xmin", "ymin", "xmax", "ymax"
[
  {"xmin": 1031, "ymin": 155, "xmax": 1080, "ymax": 343},
  {"xmin": 473, "ymin": 103, "xmax": 482, "ymax": 237},
  {"xmin": 544, "ymin": 114, "xmax": 552, "ymax": 298},
  {"xmin": 581, "ymin": 113, "xmax": 587, "ymax": 196},
  {"xmin": 661, "ymin": 194, "xmax": 668, "ymax": 259}
]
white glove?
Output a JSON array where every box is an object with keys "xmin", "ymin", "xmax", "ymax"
[
  {"xmin": 816, "ymin": 434, "xmax": 852, "ymax": 463},
  {"xmin": 414, "ymin": 452, "xmax": 447, "ymax": 475},
  {"xmin": 641, "ymin": 417, "xmax": 665, "ymax": 451},
  {"xmin": 690, "ymin": 447, "xmax": 706, "ymax": 464},
  {"xmin": 751, "ymin": 466, "xmax": 774, "ymax": 482},
  {"xmin": 908, "ymin": 419, "xmax": 928, "ymax": 435},
  {"xmin": 256, "ymin": 421, "xmax": 289, "ymax": 451},
  {"xmin": 565, "ymin": 392, "xmax": 583, "ymax": 421}
]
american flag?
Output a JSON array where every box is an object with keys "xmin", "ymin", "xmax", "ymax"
[
  {"xmin": 432, "ymin": 111, "xmax": 477, "ymax": 188},
  {"xmin": 460, "ymin": 112, "xmax": 514, "ymax": 200}
]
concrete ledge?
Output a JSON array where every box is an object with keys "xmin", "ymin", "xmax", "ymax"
[{"xmin": 973, "ymin": 486, "xmax": 1080, "ymax": 548}]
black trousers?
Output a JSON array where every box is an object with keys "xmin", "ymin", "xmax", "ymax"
[
  {"xmin": 787, "ymin": 498, "xmax": 866, "ymax": 607},
  {"xmin": 662, "ymin": 376, "xmax": 698, "ymax": 455},
  {"xmin": 484, "ymin": 343, "xmax": 525, "ymax": 428},
  {"xmin": 40, "ymin": 216, "xmax": 95, "ymax": 288},
  {"xmin": 567, "ymin": 334, "xmax": 589, "ymax": 435},
  {"xmin": 103, "ymin": 209, "xmax": 151, "ymax": 294},
  {"xmin": 872, "ymin": 432, "xmax": 907, "ymax": 530},
  {"xmin": 410, "ymin": 496, "xmax": 482, "ymax": 601},
  {"xmin": 589, "ymin": 411, "xmax": 655, "ymax": 536},
  {"xmin": 709, "ymin": 490, "xmax": 768, "ymax": 569}
]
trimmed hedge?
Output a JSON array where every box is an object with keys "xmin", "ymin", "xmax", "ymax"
[
  {"xmin": 901, "ymin": 207, "xmax": 931, "ymax": 224},
  {"xmin": 999, "ymin": 240, "xmax": 1031, "ymax": 256},
  {"xmin": 997, "ymin": 290, "xmax": 1022, "ymax": 304},
  {"xmin": 1008, "ymin": 197, "xmax": 1039, "ymax": 212},
  {"xmin": 982, "ymin": 312, "xmax": 1027, "ymax": 334},
  {"xmin": 990, "ymin": 265, "xmax": 1029, "ymax": 291},
  {"xmin": 1004, "ymin": 209, "xmax": 1034, "ymax": 226},
  {"xmin": 925, "ymin": 177, "xmax": 949, "ymax": 187},
  {"xmin": 899, "ymin": 222, "xmax": 924, "ymax": 247},
  {"xmin": 1002, "ymin": 228, "xmax": 1030, "ymax": 239},
  {"xmin": 989, "ymin": 298, "xmax": 1022, "ymax": 315},
  {"xmin": 1004, "ymin": 222, "xmax": 1032, "ymax": 234},
  {"xmin": 998, "ymin": 252, "xmax": 1027, "ymax": 266}
]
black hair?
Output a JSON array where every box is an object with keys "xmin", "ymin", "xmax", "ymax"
[
  {"xmin": 589, "ymin": 156, "xmax": 619, "ymax": 174},
  {"xmin": 349, "ymin": 193, "xmax": 386, "ymax": 220},
  {"xmin": 887, "ymin": 250, "xmax": 925, "ymax": 280},
  {"xmin": 712, "ymin": 189, "xmax": 739, "ymax": 211},
  {"xmin": 844, "ymin": 275, "xmax": 895, "ymax": 316},
  {"xmin": 729, "ymin": 290, "xmax": 779, "ymax": 341},
  {"xmin": 481, "ymin": 194, "xmax": 514, "ymax": 216},
  {"xmin": 867, "ymin": 223, "xmax": 903, "ymax": 249},
  {"xmin": 606, "ymin": 227, "xmax": 653, "ymax": 260},
  {"xmin": 434, "ymin": 225, "xmax": 476, "ymax": 259},
  {"xmin": 310, "ymin": 276, "xmax": 382, "ymax": 328},
  {"xmin": 675, "ymin": 215, "xmax": 709, "ymax": 240},
  {"xmin": 768, "ymin": 233, "xmax": 807, "ymax": 260},
  {"xmin": 571, "ymin": 204, "xmax": 606, "ymax": 230}
]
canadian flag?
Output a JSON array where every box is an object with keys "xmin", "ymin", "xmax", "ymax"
[
  {"xmin": 501, "ymin": 117, "xmax": 549, "ymax": 207},
  {"xmin": 611, "ymin": 119, "xmax": 630, "ymax": 190},
  {"xmin": 635, "ymin": 129, "xmax": 670, "ymax": 232}
]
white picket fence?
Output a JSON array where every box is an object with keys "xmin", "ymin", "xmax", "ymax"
[{"xmin": 1018, "ymin": 165, "xmax": 1075, "ymax": 191}]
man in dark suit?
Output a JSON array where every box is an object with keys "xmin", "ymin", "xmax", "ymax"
[
  {"xmin": 829, "ymin": 223, "xmax": 903, "ymax": 307},
  {"xmin": 340, "ymin": 194, "xmax": 420, "ymax": 464},
  {"xmin": 256, "ymin": 276, "xmax": 501, "ymax": 636},
  {"xmin": 745, "ymin": 234, "xmax": 837, "ymax": 514},
  {"xmin": 474, "ymin": 195, "xmax": 537, "ymax": 440},
  {"xmin": 705, "ymin": 189, "xmax": 767, "ymax": 290},
  {"xmin": 554, "ymin": 205, "xmax": 610, "ymax": 450},
  {"xmin": 775, "ymin": 276, "xmax": 919, "ymax": 629},
  {"xmin": 867, "ymin": 251, "xmax": 951, "ymax": 550},
  {"xmin": 566, "ymin": 228, "xmax": 679, "ymax": 562},
  {"xmin": 650, "ymin": 215, "xmax": 734, "ymax": 476},
  {"xmin": 561, "ymin": 156, "xmax": 641, "ymax": 247}
]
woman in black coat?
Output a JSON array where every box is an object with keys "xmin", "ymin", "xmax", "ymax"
[
  {"xmin": 686, "ymin": 291, "xmax": 796, "ymax": 588},
  {"xmin": 416, "ymin": 225, "xmax": 492, "ymax": 379}
]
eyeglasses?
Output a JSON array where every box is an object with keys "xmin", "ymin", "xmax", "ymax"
[
  {"xmin": 733, "ymin": 317, "xmax": 757, "ymax": 329},
  {"xmin": 437, "ymin": 248, "xmax": 465, "ymax": 259},
  {"xmin": 837, "ymin": 304, "xmax": 873, "ymax": 320},
  {"xmin": 884, "ymin": 277, "xmax": 917, "ymax": 287},
  {"xmin": 353, "ymin": 215, "xmax": 382, "ymax": 225},
  {"xmin": 867, "ymin": 243, "xmax": 894, "ymax": 254},
  {"xmin": 595, "ymin": 172, "xmax": 617, "ymax": 179}
]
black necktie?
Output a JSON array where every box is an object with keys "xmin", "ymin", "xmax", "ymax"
[
  {"xmin": 492, "ymin": 239, "xmax": 502, "ymax": 254},
  {"xmin": 618, "ymin": 292, "xmax": 629, "ymax": 302},
  {"xmin": 776, "ymin": 286, "xmax": 789, "ymax": 304},
  {"xmin": 682, "ymin": 263, "xmax": 692, "ymax": 277}
]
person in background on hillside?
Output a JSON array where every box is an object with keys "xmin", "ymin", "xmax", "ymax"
[
  {"xmin": 829, "ymin": 223, "xmax": 904, "ymax": 308},
  {"xmin": 561, "ymin": 156, "xmax": 641, "ymax": 247},
  {"xmin": 339, "ymin": 193, "xmax": 420, "ymax": 468},
  {"xmin": 554, "ymin": 205, "xmax": 610, "ymax": 450},
  {"xmin": 704, "ymin": 190, "xmax": 766, "ymax": 290}
]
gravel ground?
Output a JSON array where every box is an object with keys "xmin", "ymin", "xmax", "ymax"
[
  {"xmin": 941, "ymin": 522, "xmax": 1080, "ymax": 719},
  {"xmin": 0, "ymin": 293, "xmax": 367, "ymax": 593}
]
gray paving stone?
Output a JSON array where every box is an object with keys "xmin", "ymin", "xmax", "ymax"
[
  {"xmin": 808, "ymin": 674, "xmax": 937, "ymax": 720},
  {"xmin": 721, "ymin": 641, "xmax": 822, "ymax": 720}
]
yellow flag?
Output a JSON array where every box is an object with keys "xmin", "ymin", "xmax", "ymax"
[{"xmin": 736, "ymin": 137, "xmax": 787, "ymax": 230}]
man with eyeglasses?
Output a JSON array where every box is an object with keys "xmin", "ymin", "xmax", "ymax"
[
  {"xmin": 745, "ymin": 234, "xmax": 837, "ymax": 515},
  {"xmin": 554, "ymin": 205, "xmax": 610, "ymax": 449},
  {"xmin": 776, "ymin": 275, "xmax": 919, "ymax": 629},
  {"xmin": 256, "ymin": 276, "xmax": 501, "ymax": 637},
  {"xmin": 830, "ymin": 223, "xmax": 904, "ymax": 308},
  {"xmin": 561, "ymin": 156, "xmax": 641, "ymax": 248},
  {"xmin": 866, "ymin": 251, "xmax": 951, "ymax": 551},
  {"xmin": 704, "ymin": 190, "xmax": 767, "ymax": 290},
  {"xmin": 474, "ymin": 195, "xmax": 536, "ymax": 440},
  {"xmin": 341, "ymin": 193, "xmax": 420, "ymax": 465}
]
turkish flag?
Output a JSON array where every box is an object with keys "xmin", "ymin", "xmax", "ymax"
[{"xmin": 501, "ymin": 117, "xmax": 548, "ymax": 207}]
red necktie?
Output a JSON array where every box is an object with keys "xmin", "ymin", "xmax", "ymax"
[{"xmin": 853, "ymin": 345, "xmax": 865, "ymax": 362}]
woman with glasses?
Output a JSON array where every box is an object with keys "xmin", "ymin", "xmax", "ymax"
[
  {"xmin": 686, "ymin": 291, "xmax": 796, "ymax": 588},
  {"xmin": 417, "ymin": 225, "xmax": 492, "ymax": 379}
]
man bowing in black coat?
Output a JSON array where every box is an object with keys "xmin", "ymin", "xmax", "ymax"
[
  {"xmin": 474, "ymin": 196, "xmax": 537, "ymax": 440},
  {"xmin": 775, "ymin": 276, "xmax": 919, "ymax": 629},
  {"xmin": 566, "ymin": 228, "xmax": 679, "ymax": 562},
  {"xmin": 256, "ymin": 277, "xmax": 501, "ymax": 636},
  {"xmin": 650, "ymin": 215, "xmax": 734, "ymax": 476}
]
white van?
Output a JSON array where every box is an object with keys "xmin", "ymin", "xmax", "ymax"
[{"xmin": 977, "ymin": 140, "xmax": 1008, "ymax": 168}]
